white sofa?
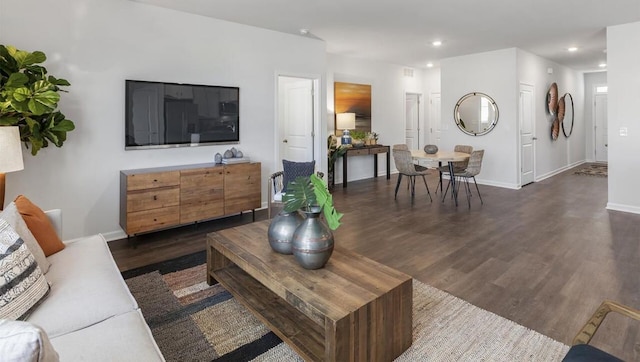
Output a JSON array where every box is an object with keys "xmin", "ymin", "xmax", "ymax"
[{"xmin": 23, "ymin": 210, "xmax": 164, "ymax": 361}]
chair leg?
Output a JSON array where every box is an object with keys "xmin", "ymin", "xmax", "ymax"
[
  {"xmin": 421, "ymin": 175, "xmax": 432, "ymax": 202},
  {"xmin": 473, "ymin": 176, "xmax": 483, "ymax": 204},
  {"xmin": 410, "ymin": 176, "xmax": 416, "ymax": 200},
  {"xmin": 442, "ymin": 176, "xmax": 451, "ymax": 202},
  {"xmin": 395, "ymin": 174, "xmax": 403, "ymax": 200}
]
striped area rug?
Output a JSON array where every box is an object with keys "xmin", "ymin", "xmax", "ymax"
[{"xmin": 123, "ymin": 251, "xmax": 569, "ymax": 361}]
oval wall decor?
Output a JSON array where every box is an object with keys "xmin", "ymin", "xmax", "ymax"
[
  {"xmin": 547, "ymin": 82, "xmax": 558, "ymax": 116},
  {"xmin": 551, "ymin": 116, "xmax": 560, "ymax": 140},
  {"xmin": 557, "ymin": 95, "xmax": 566, "ymax": 123}
]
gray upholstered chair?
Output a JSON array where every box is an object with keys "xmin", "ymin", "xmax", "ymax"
[
  {"xmin": 451, "ymin": 149, "xmax": 484, "ymax": 207},
  {"xmin": 436, "ymin": 144, "xmax": 473, "ymax": 193},
  {"xmin": 563, "ymin": 300, "xmax": 640, "ymax": 362},
  {"xmin": 392, "ymin": 148, "xmax": 432, "ymax": 202},
  {"xmin": 267, "ymin": 161, "xmax": 323, "ymax": 218}
]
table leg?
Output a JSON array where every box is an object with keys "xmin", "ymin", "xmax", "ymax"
[
  {"xmin": 449, "ymin": 161, "xmax": 458, "ymax": 206},
  {"xmin": 343, "ymin": 153, "xmax": 348, "ymax": 188},
  {"xmin": 386, "ymin": 150, "xmax": 391, "ymax": 180},
  {"xmin": 374, "ymin": 153, "xmax": 378, "ymax": 178}
]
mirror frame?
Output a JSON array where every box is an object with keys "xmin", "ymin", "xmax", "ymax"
[
  {"xmin": 561, "ymin": 93, "xmax": 574, "ymax": 138},
  {"xmin": 453, "ymin": 92, "xmax": 499, "ymax": 136}
]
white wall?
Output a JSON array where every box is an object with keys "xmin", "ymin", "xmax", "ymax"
[
  {"xmin": 1, "ymin": 0, "xmax": 326, "ymax": 240},
  {"xmin": 441, "ymin": 48, "xmax": 519, "ymax": 189},
  {"xmin": 583, "ymin": 72, "xmax": 607, "ymax": 162},
  {"xmin": 516, "ymin": 49, "xmax": 586, "ymax": 180},
  {"xmin": 327, "ymin": 55, "xmax": 425, "ymax": 183},
  {"xmin": 607, "ymin": 21, "xmax": 640, "ymax": 213}
]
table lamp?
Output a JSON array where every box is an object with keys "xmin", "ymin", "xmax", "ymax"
[
  {"xmin": 0, "ymin": 127, "xmax": 24, "ymax": 210},
  {"xmin": 336, "ymin": 113, "xmax": 356, "ymax": 145}
]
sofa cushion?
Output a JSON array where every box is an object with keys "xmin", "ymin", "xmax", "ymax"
[
  {"xmin": 50, "ymin": 309, "xmax": 164, "ymax": 362},
  {"xmin": 0, "ymin": 319, "xmax": 59, "ymax": 362},
  {"xmin": 0, "ymin": 219, "xmax": 50, "ymax": 321},
  {"xmin": 282, "ymin": 159, "xmax": 315, "ymax": 192},
  {"xmin": 26, "ymin": 235, "xmax": 137, "ymax": 338},
  {"xmin": 14, "ymin": 196, "xmax": 65, "ymax": 257},
  {"xmin": 0, "ymin": 202, "xmax": 50, "ymax": 274}
]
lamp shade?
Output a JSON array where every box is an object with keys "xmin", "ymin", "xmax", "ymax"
[
  {"xmin": 0, "ymin": 127, "xmax": 24, "ymax": 173},
  {"xmin": 336, "ymin": 113, "xmax": 356, "ymax": 130}
]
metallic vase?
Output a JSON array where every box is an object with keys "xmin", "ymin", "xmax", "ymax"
[
  {"xmin": 268, "ymin": 211, "xmax": 303, "ymax": 254},
  {"xmin": 291, "ymin": 206, "xmax": 334, "ymax": 270}
]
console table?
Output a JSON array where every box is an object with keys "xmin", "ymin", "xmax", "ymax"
[
  {"xmin": 207, "ymin": 220, "xmax": 412, "ymax": 361},
  {"xmin": 342, "ymin": 145, "xmax": 390, "ymax": 188}
]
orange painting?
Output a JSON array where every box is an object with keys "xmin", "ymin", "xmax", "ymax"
[{"xmin": 334, "ymin": 82, "xmax": 371, "ymax": 134}]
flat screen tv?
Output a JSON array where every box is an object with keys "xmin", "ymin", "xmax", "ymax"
[{"xmin": 125, "ymin": 80, "xmax": 239, "ymax": 149}]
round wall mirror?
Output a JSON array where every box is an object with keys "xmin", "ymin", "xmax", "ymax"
[
  {"xmin": 561, "ymin": 93, "xmax": 574, "ymax": 137},
  {"xmin": 454, "ymin": 92, "xmax": 499, "ymax": 136}
]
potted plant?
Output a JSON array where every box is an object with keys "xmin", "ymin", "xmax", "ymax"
[
  {"xmin": 350, "ymin": 130, "xmax": 366, "ymax": 148},
  {"xmin": 0, "ymin": 45, "xmax": 75, "ymax": 155},
  {"xmin": 282, "ymin": 174, "xmax": 343, "ymax": 269},
  {"xmin": 327, "ymin": 135, "xmax": 348, "ymax": 190}
]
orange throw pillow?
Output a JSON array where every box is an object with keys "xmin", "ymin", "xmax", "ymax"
[{"xmin": 14, "ymin": 195, "xmax": 65, "ymax": 256}]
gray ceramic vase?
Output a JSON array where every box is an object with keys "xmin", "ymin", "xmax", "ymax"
[
  {"xmin": 424, "ymin": 144, "xmax": 438, "ymax": 154},
  {"xmin": 291, "ymin": 206, "xmax": 334, "ymax": 269},
  {"xmin": 267, "ymin": 211, "xmax": 303, "ymax": 254},
  {"xmin": 214, "ymin": 153, "xmax": 223, "ymax": 164}
]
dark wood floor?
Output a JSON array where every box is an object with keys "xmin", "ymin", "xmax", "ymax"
[{"xmin": 110, "ymin": 165, "xmax": 640, "ymax": 361}]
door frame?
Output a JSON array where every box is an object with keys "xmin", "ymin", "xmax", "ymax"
[
  {"xmin": 429, "ymin": 92, "xmax": 441, "ymax": 146},
  {"xmin": 404, "ymin": 92, "xmax": 422, "ymax": 149},
  {"xmin": 275, "ymin": 73, "xmax": 322, "ymax": 172},
  {"xmin": 592, "ymin": 83, "xmax": 608, "ymax": 162},
  {"xmin": 518, "ymin": 82, "xmax": 536, "ymax": 187}
]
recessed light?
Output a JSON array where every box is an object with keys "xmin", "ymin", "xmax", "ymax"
[
  {"xmin": 567, "ymin": 47, "xmax": 578, "ymax": 52},
  {"xmin": 299, "ymin": 29, "xmax": 309, "ymax": 35},
  {"xmin": 426, "ymin": 62, "xmax": 434, "ymax": 68},
  {"xmin": 599, "ymin": 63, "xmax": 607, "ymax": 68},
  {"xmin": 432, "ymin": 40, "xmax": 442, "ymax": 47}
]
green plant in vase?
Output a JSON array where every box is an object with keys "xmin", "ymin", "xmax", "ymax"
[
  {"xmin": 327, "ymin": 135, "xmax": 347, "ymax": 189},
  {"xmin": 0, "ymin": 45, "xmax": 75, "ymax": 155},
  {"xmin": 283, "ymin": 174, "xmax": 342, "ymax": 230},
  {"xmin": 350, "ymin": 130, "xmax": 366, "ymax": 147}
]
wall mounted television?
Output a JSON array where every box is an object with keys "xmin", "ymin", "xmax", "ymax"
[{"xmin": 125, "ymin": 80, "xmax": 239, "ymax": 149}]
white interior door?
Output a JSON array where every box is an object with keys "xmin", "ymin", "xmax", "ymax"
[
  {"xmin": 430, "ymin": 93, "xmax": 441, "ymax": 145},
  {"xmin": 594, "ymin": 93, "xmax": 608, "ymax": 162},
  {"xmin": 278, "ymin": 77, "xmax": 314, "ymax": 162},
  {"xmin": 519, "ymin": 84, "xmax": 535, "ymax": 186},
  {"xmin": 405, "ymin": 93, "xmax": 420, "ymax": 149}
]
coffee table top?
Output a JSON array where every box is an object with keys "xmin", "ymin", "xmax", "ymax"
[{"xmin": 208, "ymin": 220, "xmax": 412, "ymax": 322}]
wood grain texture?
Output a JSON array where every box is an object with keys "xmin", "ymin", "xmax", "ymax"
[
  {"xmin": 224, "ymin": 162, "xmax": 261, "ymax": 214},
  {"xmin": 180, "ymin": 167, "xmax": 224, "ymax": 223},
  {"xmin": 207, "ymin": 221, "xmax": 412, "ymax": 361},
  {"xmin": 112, "ymin": 165, "xmax": 640, "ymax": 361}
]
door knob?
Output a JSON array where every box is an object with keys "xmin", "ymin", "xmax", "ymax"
[
  {"xmin": 532, "ymin": 137, "xmax": 537, "ymax": 140},
  {"xmin": 283, "ymin": 139, "xmax": 288, "ymax": 143}
]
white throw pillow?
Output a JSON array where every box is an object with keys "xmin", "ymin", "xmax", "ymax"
[
  {"xmin": 0, "ymin": 319, "xmax": 59, "ymax": 362},
  {"xmin": 0, "ymin": 219, "xmax": 50, "ymax": 320},
  {"xmin": 0, "ymin": 203, "xmax": 50, "ymax": 274}
]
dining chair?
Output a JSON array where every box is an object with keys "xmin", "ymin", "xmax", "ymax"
[
  {"xmin": 436, "ymin": 144, "xmax": 473, "ymax": 193},
  {"xmin": 449, "ymin": 150, "xmax": 484, "ymax": 208},
  {"xmin": 267, "ymin": 160, "xmax": 323, "ymax": 218},
  {"xmin": 563, "ymin": 300, "xmax": 639, "ymax": 361},
  {"xmin": 392, "ymin": 148, "xmax": 432, "ymax": 202}
]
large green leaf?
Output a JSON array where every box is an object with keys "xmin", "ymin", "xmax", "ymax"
[
  {"xmin": 11, "ymin": 87, "xmax": 30, "ymax": 102},
  {"xmin": 27, "ymin": 90, "xmax": 59, "ymax": 115},
  {"xmin": 0, "ymin": 115, "xmax": 19, "ymax": 125},
  {"xmin": 310, "ymin": 174, "xmax": 343, "ymax": 230},
  {"xmin": 7, "ymin": 46, "xmax": 46, "ymax": 68},
  {"xmin": 4, "ymin": 73, "xmax": 28, "ymax": 88},
  {"xmin": 51, "ymin": 118, "xmax": 74, "ymax": 132},
  {"xmin": 283, "ymin": 176, "xmax": 316, "ymax": 212}
]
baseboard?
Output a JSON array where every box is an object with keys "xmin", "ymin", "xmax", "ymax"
[
  {"xmin": 103, "ymin": 230, "xmax": 127, "ymax": 242},
  {"xmin": 606, "ymin": 203, "xmax": 640, "ymax": 215}
]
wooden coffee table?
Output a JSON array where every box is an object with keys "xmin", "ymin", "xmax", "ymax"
[{"xmin": 206, "ymin": 220, "xmax": 412, "ymax": 361}]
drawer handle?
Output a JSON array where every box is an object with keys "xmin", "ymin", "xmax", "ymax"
[
  {"xmin": 153, "ymin": 179, "xmax": 158, "ymax": 182},
  {"xmin": 153, "ymin": 195, "xmax": 157, "ymax": 200}
]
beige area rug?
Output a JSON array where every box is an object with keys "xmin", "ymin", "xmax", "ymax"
[{"xmin": 124, "ymin": 251, "xmax": 569, "ymax": 361}]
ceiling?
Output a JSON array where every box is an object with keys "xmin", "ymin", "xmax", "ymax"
[{"xmin": 134, "ymin": 0, "xmax": 640, "ymax": 72}]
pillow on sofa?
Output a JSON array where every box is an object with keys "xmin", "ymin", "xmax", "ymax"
[
  {"xmin": 14, "ymin": 196, "xmax": 65, "ymax": 257},
  {"xmin": 0, "ymin": 219, "xmax": 50, "ymax": 321},
  {"xmin": 282, "ymin": 159, "xmax": 315, "ymax": 192},
  {"xmin": 0, "ymin": 319, "xmax": 59, "ymax": 362},
  {"xmin": 0, "ymin": 202, "xmax": 50, "ymax": 274}
]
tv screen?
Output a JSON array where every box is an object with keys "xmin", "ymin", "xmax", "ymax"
[{"xmin": 125, "ymin": 80, "xmax": 239, "ymax": 149}]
